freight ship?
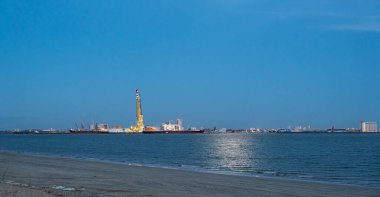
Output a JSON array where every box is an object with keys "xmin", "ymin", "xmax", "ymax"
[
  {"xmin": 69, "ymin": 123, "xmax": 109, "ymax": 134},
  {"xmin": 142, "ymin": 130, "xmax": 204, "ymax": 134},
  {"xmin": 142, "ymin": 119, "xmax": 204, "ymax": 134},
  {"xmin": 68, "ymin": 129, "xmax": 109, "ymax": 134}
]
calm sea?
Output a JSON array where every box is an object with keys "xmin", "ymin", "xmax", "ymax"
[{"xmin": 0, "ymin": 133, "xmax": 379, "ymax": 187}]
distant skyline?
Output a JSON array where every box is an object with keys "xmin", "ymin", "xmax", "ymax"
[{"xmin": 1, "ymin": 0, "xmax": 379, "ymax": 130}]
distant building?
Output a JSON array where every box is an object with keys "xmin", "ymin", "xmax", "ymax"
[
  {"xmin": 177, "ymin": 119, "xmax": 183, "ymax": 130},
  {"xmin": 361, "ymin": 121, "xmax": 377, "ymax": 132},
  {"xmin": 219, "ymin": 128, "xmax": 227, "ymax": 133},
  {"xmin": 161, "ymin": 119, "xmax": 184, "ymax": 131},
  {"xmin": 109, "ymin": 126, "xmax": 124, "ymax": 133}
]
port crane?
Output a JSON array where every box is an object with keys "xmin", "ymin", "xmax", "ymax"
[{"xmin": 128, "ymin": 89, "xmax": 144, "ymax": 132}]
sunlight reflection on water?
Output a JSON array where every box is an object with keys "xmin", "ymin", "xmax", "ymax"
[{"xmin": 0, "ymin": 133, "xmax": 379, "ymax": 187}]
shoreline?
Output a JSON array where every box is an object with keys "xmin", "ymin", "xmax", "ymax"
[
  {"xmin": 0, "ymin": 150, "xmax": 379, "ymax": 190},
  {"xmin": 1, "ymin": 152, "xmax": 379, "ymax": 196},
  {"xmin": 2, "ymin": 132, "xmax": 380, "ymax": 134}
]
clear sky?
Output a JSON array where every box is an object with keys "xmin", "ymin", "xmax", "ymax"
[{"xmin": 1, "ymin": 0, "xmax": 379, "ymax": 130}]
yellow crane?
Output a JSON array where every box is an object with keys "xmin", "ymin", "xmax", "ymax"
[{"xmin": 128, "ymin": 89, "xmax": 144, "ymax": 133}]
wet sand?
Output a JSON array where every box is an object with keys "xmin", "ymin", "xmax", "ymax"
[{"xmin": 0, "ymin": 152, "xmax": 379, "ymax": 197}]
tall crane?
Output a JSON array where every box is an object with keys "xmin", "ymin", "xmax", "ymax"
[{"xmin": 128, "ymin": 89, "xmax": 144, "ymax": 132}]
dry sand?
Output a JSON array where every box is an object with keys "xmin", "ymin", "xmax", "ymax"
[{"xmin": 0, "ymin": 152, "xmax": 379, "ymax": 197}]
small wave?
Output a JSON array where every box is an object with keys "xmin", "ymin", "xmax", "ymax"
[{"xmin": 52, "ymin": 185, "xmax": 76, "ymax": 191}]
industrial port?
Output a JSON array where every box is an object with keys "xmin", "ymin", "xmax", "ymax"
[
  {"xmin": 68, "ymin": 88, "xmax": 204, "ymax": 134},
  {"xmin": 0, "ymin": 89, "xmax": 378, "ymax": 134}
]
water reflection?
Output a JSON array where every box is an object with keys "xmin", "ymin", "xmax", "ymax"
[
  {"xmin": 1, "ymin": 134, "xmax": 379, "ymax": 187},
  {"xmin": 209, "ymin": 134, "xmax": 254, "ymax": 172}
]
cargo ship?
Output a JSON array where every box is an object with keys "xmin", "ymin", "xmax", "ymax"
[
  {"xmin": 69, "ymin": 123, "xmax": 109, "ymax": 134},
  {"xmin": 142, "ymin": 119, "xmax": 204, "ymax": 134},
  {"xmin": 142, "ymin": 130, "xmax": 204, "ymax": 134},
  {"xmin": 142, "ymin": 127, "xmax": 204, "ymax": 134},
  {"xmin": 68, "ymin": 129, "xmax": 109, "ymax": 134}
]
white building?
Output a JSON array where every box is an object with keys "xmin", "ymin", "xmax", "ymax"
[
  {"xmin": 109, "ymin": 126, "xmax": 124, "ymax": 133},
  {"xmin": 161, "ymin": 119, "xmax": 184, "ymax": 131},
  {"xmin": 361, "ymin": 121, "xmax": 377, "ymax": 132}
]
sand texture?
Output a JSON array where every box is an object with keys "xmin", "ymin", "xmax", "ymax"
[{"xmin": 0, "ymin": 152, "xmax": 379, "ymax": 197}]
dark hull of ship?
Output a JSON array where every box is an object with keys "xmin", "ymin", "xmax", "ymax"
[
  {"xmin": 142, "ymin": 130, "xmax": 204, "ymax": 134},
  {"xmin": 69, "ymin": 130, "xmax": 108, "ymax": 134}
]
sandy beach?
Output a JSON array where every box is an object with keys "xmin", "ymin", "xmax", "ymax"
[{"xmin": 0, "ymin": 152, "xmax": 379, "ymax": 197}]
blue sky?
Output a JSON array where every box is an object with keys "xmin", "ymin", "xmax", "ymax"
[{"xmin": 1, "ymin": 0, "xmax": 379, "ymax": 129}]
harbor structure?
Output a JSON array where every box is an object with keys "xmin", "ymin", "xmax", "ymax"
[
  {"xmin": 109, "ymin": 126, "xmax": 124, "ymax": 133},
  {"xmin": 161, "ymin": 119, "xmax": 184, "ymax": 131},
  {"xmin": 128, "ymin": 89, "xmax": 145, "ymax": 133},
  {"xmin": 360, "ymin": 121, "xmax": 377, "ymax": 132},
  {"xmin": 89, "ymin": 123, "xmax": 109, "ymax": 132},
  {"xmin": 143, "ymin": 118, "xmax": 203, "ymax": 134}
]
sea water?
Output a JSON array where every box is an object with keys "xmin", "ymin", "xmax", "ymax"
[{"xmin": 0, "ymin": 133, "xmax": 379, "ymax": 187}]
